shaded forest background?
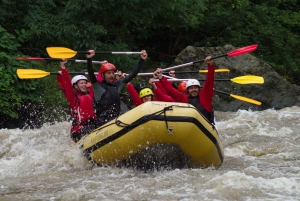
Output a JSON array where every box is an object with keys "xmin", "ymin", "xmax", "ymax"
[{"xmin": 0, "ymin": 0, "xmax": 299, "ymax": 129}]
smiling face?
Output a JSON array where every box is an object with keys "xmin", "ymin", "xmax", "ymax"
[
  {"xmin": 187, "ymin": 85, "xmax": 200, "ymax": 97},
  {"xmin": 103, "ymin": 70, "xmax": 115, "ymax": 84},
  {"xmin": 74, "ymin": 80, "xmax": 88, "ymax": 93}
]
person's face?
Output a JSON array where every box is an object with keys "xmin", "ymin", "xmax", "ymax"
[
  {"xmin": 104, "ymin": 70, "xmax": 115, "ymax": 83},
  {"xmin": 141, "ymin": 95, "xmax": 152, "ymax": 103},
  {"xmin": 187, "ymin": 86, "xmax": 200, "ymax": 97},
  {"xmin": 74, "ymin": 80, "xmax": 88, "ymax": 93}
]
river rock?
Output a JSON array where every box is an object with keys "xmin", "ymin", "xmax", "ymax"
[{"xmin": 171, "ymin": 45, "xmax": 300, "ymax": 111}]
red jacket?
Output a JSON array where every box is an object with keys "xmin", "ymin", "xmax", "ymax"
[
  {"xmin": 159, "ymin": 64, "xmax": 215, "ymax": 112},
  {"xmin": 126, "ymin": 83, "xmax": 174, "ymax": 107},
  {"xmin": 126, "ymin": 83, "xmax": 143, "ymax": 106},
  {"xmin": 57, "ymin": 68, "xmax": 96, "ymax": 135}
]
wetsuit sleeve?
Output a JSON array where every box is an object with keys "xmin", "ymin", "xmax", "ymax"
[
  {"xmin": 87, "ymin": 58, "xmax": 97, "ymax": 83},
  {"xmin": 115, "ymin": 59, "xmax": 144, "ymax": 92},
  {"xmin": 160, "ymin": 77, "xmax": 188, "ymax": 102},
  {"xmin": 126, "ymin": 83, "xmax": 143, "ymax": 106},
  {"xmin": 86, "ymin": 58, "xmax": 106, "ymax": 101},
  {"xmin": 122, "ymin": 59, "xmax": 144, "ymax": 84},
  {"xmin": 199, "ymin": 63, "xmax": 215, "ymax": 112}
]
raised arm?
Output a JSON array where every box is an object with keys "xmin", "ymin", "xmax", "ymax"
[
  {"xmin": 126, "ymin": 82, "xmax": 143, "ymax": 107},
  {"xmin": 149, "ymin": 78, "xmax": 174, "ymax": 102},
  {"xmin": 155, "ymin": 68, "xmax": 187, "ymax": 102},
  {"xmin": 57, "ymin": 59, "xmax": 77, "ymax": 108},
  {"xmin": 86, "ymin": 50, "xmax": 97, "ymax": 83},
  {"xmin": 199, "ymin": 56, "xmax": 215, "ymax": 111},
  {"xmin": 122, "ymin": 50, "xmax": 147, "ymax": 84}
]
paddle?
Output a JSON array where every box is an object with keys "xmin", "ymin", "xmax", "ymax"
[
  {"xmin": 14, "ymin": 56, "xmax": 104, "ymax": 64},
  {"xmin": 154, "ymin": 75, "xmax": 262, "ymax": 105},
  {"xmin": 213, "ymin": 89, "xmax": 261, "ymax": 105},
  {"xmin": 46, "ymin": 47, "xmax": 141, "ymax": 58},
  {"xmin": 161, "ymin": 44, "xmax": 258, "ymax": 72},
  {"xmin": 139, "ymin": 68, "xmax": 230, "ymax": 76},
  {"xmin": 162, "ymin": 69, "xmax": 230, "ymax": 74},
  {"xmin": 17, "ymin": 69, "xmax": 92, "ymax": 79},
  {"xmin": 154, "ymin": 75, "xmax": 264, "ymax": 85},
  {"xmin": 17, "ymin": 68, "xmax": 231, "ymax": 79}
]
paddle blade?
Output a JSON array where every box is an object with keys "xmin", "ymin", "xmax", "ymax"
[
  {"xmin": 46, "ymin": 47, "xmax": 77, "ymax": 58},
  {"xmin": 199, "ymin": 69, "xmax": 230, "ymax": 73},
  {"xmin": 230, "ymin": 94, "xmax": 261, "ymax": 105},
  {"xmin": 227, "ymin": 44, "xmax": 258, "ymax": 57},
  {"xmin": 231, "ymin": 75, "xmax": 264, "ymax": 84},
  {"xmin": 17, "ymin": 69, "xmax": 50, "ymax": 79}
]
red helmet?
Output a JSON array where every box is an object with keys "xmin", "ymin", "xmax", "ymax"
[
  {"xmin": 178, "ymin": 81, "xmax": 187, "ymax": 92},
  {"xmin": 99, "ymin": 63, "xmax": 116, "ymax": 74}
]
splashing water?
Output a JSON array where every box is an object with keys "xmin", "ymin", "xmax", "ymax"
[{"xmin": 0, "ymin": 107, "xmax": 300, "ymax": 200}]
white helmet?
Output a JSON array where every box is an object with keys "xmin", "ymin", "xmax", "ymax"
[
  {"xmin": 186, "ymin": 79, "xmax": 200, "ymax": 89},
  {"xmin": 71, "ymin": 75, "xmax": 88, "ymax": 85}
]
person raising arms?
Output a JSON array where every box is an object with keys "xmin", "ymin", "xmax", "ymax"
[
  {"xmin": 154, "ymin": 56, "xmax": 215, "ymax": 124},
  {"xmin": 57, "ymin": 59, "xmax": 96, "ymax": 142},
  {"xmin": 126, "ymin": 76, "xmax": 174, "ymax": 107},
  {"xmin": 86, "ymin": 50, "xmax": 148, "ymax": 127}
]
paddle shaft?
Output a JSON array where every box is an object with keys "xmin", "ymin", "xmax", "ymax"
[
  {"xmin": 52, "ymin": 58, "xmax": 104, "ymax": 64},
  {"xmin": 16, "ymin": 57, "xmax": 104, "ymax": 64},
  {"xmin": 213, "ymin": 89, "xmax": 231, "ymax": 96},
  {"xmin": 153, "ymin": 75, "xmax": 264, "ymax": 84},
  {"xmin": 161, "ymin": 54, "xmax": 226, "ymax": 72},
  {"xmin": 161, "ymin": 44, "xmax": 258, "ymax": 72},
  {"xmin": 154, "ymin": 78, "xmax": 232, "ymax": 82},
  {"xmin": 77, "ymin": 51, "xmax": 141, "ymax": 54},
  {"xmin": 49, "ymin": 72, "xmax": 97, "ymax": 75},
  {"xmin": 162, "ymin": 70, "xmax": 226, "ymax": 74}
]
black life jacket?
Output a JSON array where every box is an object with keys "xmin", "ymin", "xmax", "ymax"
[
  {"xmin": 93, "ymin": 83, "xmax": 121, "ymax": 127},
  {"xmin": 188, "ymin": 95, "xmax": 215, "ymax": 124}
]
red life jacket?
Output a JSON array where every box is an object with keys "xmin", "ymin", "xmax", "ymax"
[{"xmin": 71, "ymin": 89, "xmax": 96, "ymax": 134}]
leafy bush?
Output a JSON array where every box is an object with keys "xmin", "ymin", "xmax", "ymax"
[{"xmin": 0, "ymin": 26, "xmax": 44, "ymax": 128}]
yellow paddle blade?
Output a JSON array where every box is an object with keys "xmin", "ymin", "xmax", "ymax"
[
  {"xmin": 17, "ymin": 69, "xmax": 50, "ymax": 79},
  {"xmin": 230, "ymin": 94, "xmax": 262, "ymax": 105},
  {"xmin": 46, "ymin": 47, "xmax": 77, "ymax": 58},
  {"xmin": 199, "ymin": 69, "xmax": 230, "ymax": 73},
  {"xmin": 231, "ymin": 75, "xmax": 264, "ymax": 84}
]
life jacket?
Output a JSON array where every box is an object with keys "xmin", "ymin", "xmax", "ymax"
[
  {"xmin": 71, "ymin": 90, "xmax": 96, "ymax": 135},
  {"xmin": 93, "ymin": 83, "xmax": 121, "ymax": 127},
  {"xmin": 188, "ymin": 95, "xmax": 215, "ymax": 124}
]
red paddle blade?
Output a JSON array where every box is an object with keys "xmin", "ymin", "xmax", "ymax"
[
  {"xmin": 13, "ymin": 56, "xmax": 44, "ymax": 61},
  {"xmin": 227, "ymin": 44, "xmax": 258, "ymax": 57}
]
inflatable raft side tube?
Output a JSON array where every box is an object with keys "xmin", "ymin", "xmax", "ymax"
[{"xmin": 83, "ymin": 115, "xmax": 223, "ymax": 163}]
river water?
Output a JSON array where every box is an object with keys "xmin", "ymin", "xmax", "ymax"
[{"xmin": 0, "ymin": 106, "xmax": 299, "ymax": 201}]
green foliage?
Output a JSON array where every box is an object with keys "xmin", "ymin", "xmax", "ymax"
[
  {"xmin": 0, "ymin": 0, "xmax": 300, "ymax": 128},
  {"xmin": 0, "ymin": 26, "xmax": 42, "ymax": 118}
]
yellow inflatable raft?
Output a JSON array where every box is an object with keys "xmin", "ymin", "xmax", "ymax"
[{"xmin": 78, "ymin": 101, "xmax": 224, "ymax": 169}]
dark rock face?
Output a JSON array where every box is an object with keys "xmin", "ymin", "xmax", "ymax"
[{"xmin": 172, "ymin": 45, "xmax": 300, "ymax": 111}]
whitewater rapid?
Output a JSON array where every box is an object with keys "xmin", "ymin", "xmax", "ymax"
[{"xmin": 0, "ymin": 107, "xmax": 299, "ymax": 200}]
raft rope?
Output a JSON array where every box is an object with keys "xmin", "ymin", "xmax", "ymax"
[
  {"xmin": 92, "ymin": 103, "xmax": 214, "ymax": 134},
  {"xmin": 114, "ymin": 104, "xmax": 196, "ymax": 132}
]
